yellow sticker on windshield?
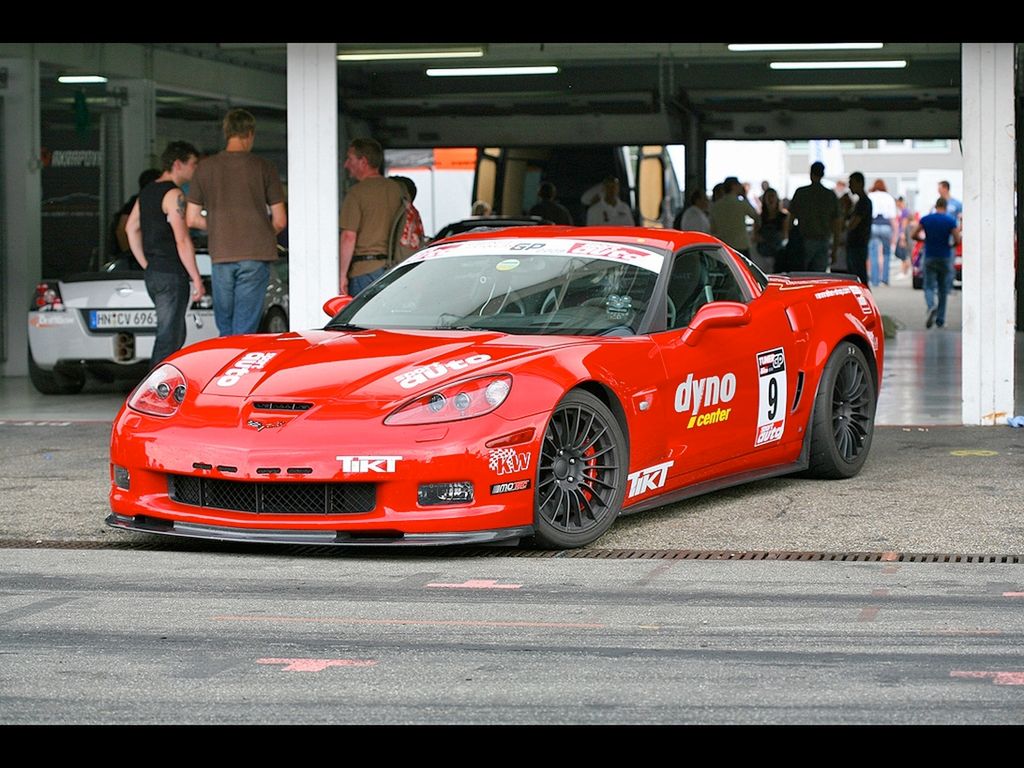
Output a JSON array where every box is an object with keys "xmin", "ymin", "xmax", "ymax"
[{"xmin": 495, "ymin": 259, "xmax": 520, "ymax": 271}]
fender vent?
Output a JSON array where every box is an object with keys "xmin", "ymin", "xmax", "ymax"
[
  {"xmin": 791, "ymin": 371, "xmax": 805, "ymax": 412},
  {"xmin": 253, "ymin": 402, "xmax": 313, "ymax": 411}
]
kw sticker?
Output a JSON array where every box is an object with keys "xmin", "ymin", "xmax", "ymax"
[
  {"xmin": 489, "ymin": 448, "xmax": 531, "ymax": 475},
  {"xmin": 674, "ymin": 372, "xmax": 736, "ymax": 429},
  {"xmin": 216, "ymin": 351, "xmax": 277, "ymax": 387},
  {"xmin": 395, "ymin": 354, "xmax": 491, "ymax": 389},
  {"xmin": 626, "ymin": 460, "xmax": 673, "ymax": 498},
  {"xmin": 755, "ymin": 347, "xmax": 787, "ymax": 446}
]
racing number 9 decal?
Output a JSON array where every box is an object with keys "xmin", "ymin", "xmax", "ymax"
[{"xmin": 755, "ymin": 348, "xmax": 787, "ymax": 446}]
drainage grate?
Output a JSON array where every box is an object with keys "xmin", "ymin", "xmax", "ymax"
[{"xmin": 0, "ymin": 538, "xmax": 1020, "ymax": 563}]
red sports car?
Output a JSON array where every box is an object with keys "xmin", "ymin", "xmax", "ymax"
[{"xmin": 107, "ymin": 227, "xmax": 884, "ymax": 549}]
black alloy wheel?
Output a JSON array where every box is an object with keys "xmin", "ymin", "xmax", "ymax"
[
  {"xmin": 807, "ymin": 341, "xmax": 876, "ymax": 478},
  {"xmin": 532, "ymin": 390, "xmax": 627, "ymax": 548}
]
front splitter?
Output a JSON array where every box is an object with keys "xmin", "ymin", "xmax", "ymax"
[{"xmin": 105, "ymin": 513, "xmax": 534, "ymax": 547}]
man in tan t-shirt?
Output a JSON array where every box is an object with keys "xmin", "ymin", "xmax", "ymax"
[
  {"xmin": 339, "ymin": 138, "xmax": 405, "ymax": 296},
  {"xmin": 186, "ymin": 108, "xmax": 287, "ymax": 335}
]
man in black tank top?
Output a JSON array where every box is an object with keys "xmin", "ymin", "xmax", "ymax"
[{"xmin": 125, "ymin": 141, "xmax": 204, "ymax": 370}]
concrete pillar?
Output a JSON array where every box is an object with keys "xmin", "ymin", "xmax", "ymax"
[
  {"xmin": 684, "ymin": 112, "xmax": 706, "ymax": 201},
  {"xmin": 111, "ymin": 78, "xmax": 157, "ymax": 198},
  {"xmin": 1, "ymin": 58, "xmax": 41, "ymax": 377},
  {"xmin": 961, "ymin": 43, "xmax": 1016, "ymax": 424},
  {"xmin": 286, "ymin": 43, "xmax": 338, "ymax": 332}
]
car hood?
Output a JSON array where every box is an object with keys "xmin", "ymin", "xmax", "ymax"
[{"xmin": 193, "ymin": 329, "xmax": 578, "ymax": 403}]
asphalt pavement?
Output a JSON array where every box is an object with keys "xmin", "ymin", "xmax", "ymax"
[{"xmin": 0, "ymin": 420, "xmax": 1020, "ymax": 556}]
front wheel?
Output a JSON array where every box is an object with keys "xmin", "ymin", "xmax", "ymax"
[
  {"xmin": 531, "ymin": 390, "xmax": 627, "ymax": 548},
  {"xmin": 806, "ymin": 341, "xmax": 876, "ymax": 478}
]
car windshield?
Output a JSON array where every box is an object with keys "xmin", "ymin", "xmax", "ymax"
[{"xmin": 326, "ymin": 239, "xmax": 665, "ymax": 336}]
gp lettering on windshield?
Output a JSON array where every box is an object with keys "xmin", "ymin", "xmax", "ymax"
[{"xmin": 216, "ymin": 352, "xmax": 277, "ymax": 387}]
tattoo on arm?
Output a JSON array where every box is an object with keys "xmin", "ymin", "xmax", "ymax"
[{"xmin": 176, "ymin": 193, "xmax": 186, "ymax": 219}]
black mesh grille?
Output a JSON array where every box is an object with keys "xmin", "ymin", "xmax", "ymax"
[
  {"xmin": 168, "ymin": 475, "xmax": 376, "ymax": 515},
  {"xmin": 253, "ymin": 402, "xmax": 313, "ymax": 411}
]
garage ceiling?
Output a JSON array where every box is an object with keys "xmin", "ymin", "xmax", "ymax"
[{"xmin": 35, "ymin": 42, "xmax": 965, "ymax": 146}]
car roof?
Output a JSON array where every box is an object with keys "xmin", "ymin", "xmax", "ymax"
[{"xmin": 434, "ymin": 225, "xmax": 723, "ymax": 253}]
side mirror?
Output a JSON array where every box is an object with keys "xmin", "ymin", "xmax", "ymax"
[
  {"xmin": 322, "ymin": 295, "xmax": 354, "ymax": 317},
  {"xmin": 682, "ymin": 301, "xmax": 751, "ymax": 347}
]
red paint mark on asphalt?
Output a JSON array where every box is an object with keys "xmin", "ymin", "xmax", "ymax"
[
  {"xmin": 257, "ymin": 658, "xmax": 378, "ymax": 672},
  {"xmin": 216, "ymin": 615, "xmax": 604, "ymax": 629},
  {"xmin": 426, "ymin": 579, "xmax": 522, "ymax": 589},
  {"xmin": 1003, "ymin": 592, "xmax": 1024, "ymax": 598},
  {"xmin": 857, "ymin": 607, "xmax": 880, "ymax": 622},
  {"xmin": 950, "ymin": 671, "xmax": 1024, "ymax": 686},
  {"xmin": 871, "ymin": 588, "xmax": 890, "ymax": 597},
  {"xmin": 882, "ymin": 566, "xmax": 899, "ymax": 574},
  {"xmin": 881, "ymin": 552, "xmax": 899, "ymax": 562}
]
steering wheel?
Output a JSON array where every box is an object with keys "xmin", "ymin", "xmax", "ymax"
[{"xmin": 666, "ymin": 295, "xmax": 677, "ymax": 328}]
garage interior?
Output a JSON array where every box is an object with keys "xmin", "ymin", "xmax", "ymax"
[{"xmin": 0, "ymin": 42, "xmax": 1020, "ymax": 425}]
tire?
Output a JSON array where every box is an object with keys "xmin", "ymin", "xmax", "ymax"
[
  {"xmin": 806, "ymin": 341, "xmax": 876, "ymax": 479},
  {"xmin": 28, "ymin": 349, "xmax": 86, "ymax": 395},
  {"xmin": 259, "ymin": 306, "xmax": 288, "ymax": 334},
  {"xmin": 531, "ymin": 390, "xmax": 628, "ymax": 548}
]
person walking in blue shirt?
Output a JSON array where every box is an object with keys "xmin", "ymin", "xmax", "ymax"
[{"xmin": 911, "ymin": 197, "xmax": 961, "ymax": 328}]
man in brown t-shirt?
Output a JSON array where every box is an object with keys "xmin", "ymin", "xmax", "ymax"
[
  {"xmin": 339, "ymin": 138, "xmax": 405, "ymax": 296},
  {"xmin": 186, "ymin": 108, "xmax": 287, "ymax": 335}
]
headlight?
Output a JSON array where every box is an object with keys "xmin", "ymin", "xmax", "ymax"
[
  {"xmin": 385, "ymin": 374, "xmax": 512, "ymax": 426},
  {"xmin": 128, "ymin": 364, "xmax": 187, "ymax": 417}
]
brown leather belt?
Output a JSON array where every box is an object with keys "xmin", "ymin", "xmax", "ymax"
[{"xmin": 352, "ymin": 254, "xmax": 387, "ymax": 263}]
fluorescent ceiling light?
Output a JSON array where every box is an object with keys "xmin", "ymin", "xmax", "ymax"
[
  {"xmin": 730, "ymin": 43, "xmax": 884, "ymax": 52},
  {"xmin": 58, "ymin": 75, "xmax": 108, "ymax": 84},
  {"xmin": 338, "ymin": 48, "xmax": 484, "ymax": 62},
  {"xmin": 770, "ymin": 60, "xmax": 907, "ymax": 70},
  {"xmin": 427, "ymin": 66, "xmax": 559, "ymax": 77}
]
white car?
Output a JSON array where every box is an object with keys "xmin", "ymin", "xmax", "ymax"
[{"xmin": 27, "ymin": 251, "xmax": 288, "ymax": 394}]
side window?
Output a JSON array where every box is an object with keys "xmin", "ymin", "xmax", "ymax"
[
  {"xmin": 705, "ymin": 247, "xmax": 748, "ymax": 303},
  {"xmin": 665, "ymin": 248, "xmax": 748, "ymax": 330}
]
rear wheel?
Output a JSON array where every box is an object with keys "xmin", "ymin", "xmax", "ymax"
[
  {"xmin": 531, "ymin": 390, "xmax": 627, "ymax": 548},
  {"xmin": 28, "ymin": 350, "xmax": 85, "ymax": 395},
  {"xmin": 259, "ymin": 307, "xmax": 288, "ymax": 334},
  {"xmin": 806, "ymin": 341, "xmax": 876, "ymax": 478}
]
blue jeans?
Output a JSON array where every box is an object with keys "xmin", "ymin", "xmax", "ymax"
[
  {"xmin": 349, "ymin": 267, "xmax": 386, "ymax": 296},
  {"xmin": 211, "ymin": 260, "xmax": 270, "ymax": 336},
  {"xmin": 870, "ymin": 220, "xmax": 893, "ymax": 286},
  {"xmin": 923, "ymin": 258, "xmax": 953, "ymax": 327},
  {"xmin": 803, "ymin": 238, "xmax": 831, "ymax": 271},
  {"xmin": 144, "ymin": 269, "xmax": 191, "ymax": 369}
]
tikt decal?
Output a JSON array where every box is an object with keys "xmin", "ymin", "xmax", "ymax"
[
  {"xmin": 337, "ymin": 455, "xmax": 402, "ymax": 473},
  {"xmin": 626, "ymin": 460, "xmax": 673, "ymax": 498}
]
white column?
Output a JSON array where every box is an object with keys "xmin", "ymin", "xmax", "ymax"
[
  {"xmin": 961, "ymin": 44, "xmax": 1016, "ymax": 425},
  {"xmin": 1, "ymin": 58, "xmax": 41, "ymax": 377},
  {"xmin": 111, "ymin": 78, "xmax": 157, "ymax": 196},
  {"xmin": 286, "ymin": 43, "xmax": 338, "ymax": 332}
]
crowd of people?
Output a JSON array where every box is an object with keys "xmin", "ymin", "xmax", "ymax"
[
  {"xmin": 668, "ymin": 163, "xmax": 963, "ymax": 328},
  {"xmin": 125, "ymin": 117, "xmax": 964, "ymax": 375}
]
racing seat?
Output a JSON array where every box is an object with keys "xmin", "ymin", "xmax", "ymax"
[{"xmin": 667, "ymin": 251, "xmax": 710, "ymax": 329}]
